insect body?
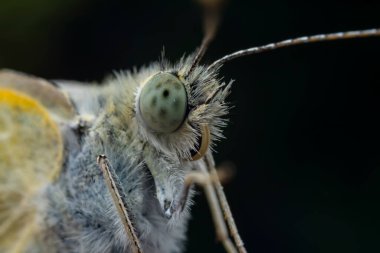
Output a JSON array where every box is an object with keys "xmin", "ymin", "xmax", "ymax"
[
  {"xmin": 1, "ymin": 1, "xmax": 380, "ymax": 253},
  {"xmin": 0, "ymin": 55, "xmax": 233, "ymax": 253}
]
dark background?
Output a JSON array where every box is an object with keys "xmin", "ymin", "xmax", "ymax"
[{"xmin": 1, "ymin": 0, "xmax": 380, "ymax": 252}]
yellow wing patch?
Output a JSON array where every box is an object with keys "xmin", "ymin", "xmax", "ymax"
[
  {"xmin": 0, "ymin": 88, "xmax": 63, "ymax": 253},
  {"xmin": 0, "ymin": 69, "xmax": 76, "ymax": 121}
]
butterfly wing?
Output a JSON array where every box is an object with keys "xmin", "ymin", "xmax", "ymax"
[
  {"xmin": 0, "ymin": 70, "xmax": 76, "ymax": 252},
  {"xmin": 0, "ymin": 69, "xmax": 76, "ymax": 121},
  {"xmin": 54, "ymin": 79, "xmax": 107, "ymax": 118}
]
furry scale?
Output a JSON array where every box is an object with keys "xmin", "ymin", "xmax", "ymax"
[{"xmin": 38, "ymin": 56, "xmax": 231, "ymax": 253}]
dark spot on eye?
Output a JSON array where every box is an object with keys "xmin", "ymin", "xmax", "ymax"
[
  {"xmin": 174, "ymin": 82, "xmax": 182, "ymax": 90},
  {"xmin": 151, "ymin": 96, "xmax": 157, "ymax": 107},
  {"xmin": 163, "ymin": 89, "xmax": 169, "ymax": 98},
  {"xmin": 159, "ymin": 108, "xmax": 167, "ymax": 117}
]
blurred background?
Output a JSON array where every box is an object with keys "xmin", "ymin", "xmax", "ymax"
[{"xmin": 1, "ymin": 0, "xmax": 380, "ymax": 252}]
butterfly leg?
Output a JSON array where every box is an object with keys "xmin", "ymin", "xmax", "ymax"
[
  {"xmin": 176, "ymin": 163, "xmax": 238, "ymax": 253},
  {"xmin": 97, "ymin": 155, "xmax": 144, "ymax": 253},
  {"xmin": 204, "ymin": 153, "xmax": 248, "ymax": 253}
]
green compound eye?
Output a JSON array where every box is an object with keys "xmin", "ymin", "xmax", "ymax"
[{"xmin": 138, "ymin": 72, "xmax": 187, "ymax": 133}]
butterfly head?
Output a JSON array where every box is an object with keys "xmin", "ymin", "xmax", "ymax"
[{"xmin": 135, "ymin": 56, "xmax": 232, "ymax": 160}]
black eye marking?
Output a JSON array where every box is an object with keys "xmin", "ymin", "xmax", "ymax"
[
  {"xmin": 151, "ymin": 96, "xmax": 157, "ymax": 107},
  {"xmin": 163, "ymin": 89, "xmax": 169, "ymax": 98},
  {"xmin": 159, "ymin": 108, "xmax": 167, "ymax": 117},
  {"xmin": 174, "ymin": 82, "xmax": 182, "ymax": 90}
]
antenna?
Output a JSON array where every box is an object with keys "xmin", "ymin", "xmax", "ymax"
[
  {"xmin": 184, "ymin": 0, "xmax": 225, "ymax": 77},
  {"xmin": 208, "ymin": 28, "xmax": 380, "ymax": 70}
]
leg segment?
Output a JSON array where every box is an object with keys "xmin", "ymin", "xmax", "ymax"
[
  {"xmin": 205, "ymin": 153, "xmax": 247, "ymax": 253},
  {"xmin": 182, "ymin": 167, "xmax": 237, "ymax": 253},
  {"xmin": 97, "ymin": 155, "xmax": 143, "ymax": 253}
]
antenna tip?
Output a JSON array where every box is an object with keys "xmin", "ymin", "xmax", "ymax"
[{"xmin": 196, "ymin": 0, "xmax": 226, "ymax": 10}]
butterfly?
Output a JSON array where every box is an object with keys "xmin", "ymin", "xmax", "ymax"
[{"xmin": 3, "ymin": 0, "xmax": 380, "ymax": 252}]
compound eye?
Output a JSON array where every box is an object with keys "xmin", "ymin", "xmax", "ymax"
[{"xmin": 138, "ymin": 72, "xmax": 187, "ymax": 133}]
